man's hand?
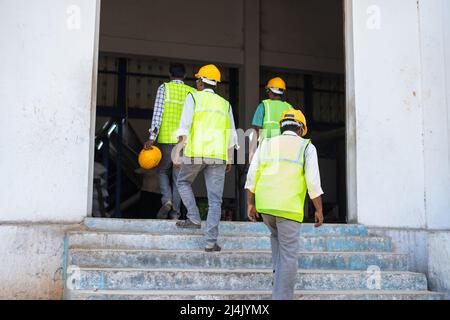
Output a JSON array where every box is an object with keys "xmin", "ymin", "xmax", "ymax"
[
  {"xmin": 247, "ymin": 204, "xmax": 260, "ymax": 222},
  {"xmin": 172, "ymin": 140, "xmax": 185, "ymax": 168},
  {"xmin": 314, "ymin": 211, "xmax": 324, "ymax": 228},
  {"xmin": 173, "ymin": 155, "xmax": 181, "ymax": 168},
  {"xmin": 144, "ymin": 140, "xmax": 154, "ymax": 150},
  {"xmin": 226, "ymin": 164, "xmax": 232, "ymax": 173}
]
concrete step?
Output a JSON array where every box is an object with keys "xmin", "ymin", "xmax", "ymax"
[
  {"xmin": 69, "ymin": 289, "xmax": 445, "ymax": 300},
  {"xmin": 67, "ymin": 232, "xmax": 392, "ymax": 252},
  {"xmin": 84, "ymin": 218, "xmax": 369, "ymax": 236},
  {"xmin": 65, "ymin": 267, "xmax": 428, "ymax": 291},
  {"xmin": 69, "ymin": 249, "xmax": 409, "ymax": 271}
]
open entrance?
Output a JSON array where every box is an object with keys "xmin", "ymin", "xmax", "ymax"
[
  {"xmin": 259, "ymin": 69, "xmax": 346, "ymax": 223},
  {"xmin": 91, "ymin": 0, "xmax": 346, "ymax": 223}
]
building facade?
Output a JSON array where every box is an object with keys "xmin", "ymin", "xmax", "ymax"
[{"xmin": 0, "ymin": 0, "xmax": 449, "ymax": 299}]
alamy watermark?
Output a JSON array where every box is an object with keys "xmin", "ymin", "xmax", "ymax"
[
  {"xmin": 66, "ymin": 5, "xmax": 81, "ymax": 30},
  {"xmin": 366, "ymin": 265, "xmax": 382, "ymax": 290},
  {"xmin": 169, "ymin": 128, "xmax": 283, "ymax": 166},
  {"xmin": 367, "ymin": 5, "xmax": 381, "ymax": 30},
  {"xmin": 65, "ymin": 265, "xmax": 81, "ymax": 290}
]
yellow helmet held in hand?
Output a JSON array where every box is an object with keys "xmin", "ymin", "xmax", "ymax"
[
  {"xmin": 195, "ymin": 64, "xmax": 221, "ymax": 84},
  {"xmin": 138, "ymin": 146, "xmax": 162, "ymax": 170},
  {"xmin": 266, "ymin": 77, "xmax": 287, "ymax": 95},
  {"xmin": 279, "ymin": 109, "xmax": 308, "ymax": 137}
]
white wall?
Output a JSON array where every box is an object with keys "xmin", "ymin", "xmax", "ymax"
[
  {"xmin": 350, "ymin": 0, "xmax": 450, "ymax": 229},
  {"xmin": 0, "ymin": 0, "xmax": 100, "ymax": 222},
  {"xmin": 446, "ymin": 1, "xmax": 450, "ymax": 190},
  {"xmin": 0, "ymin": 224, "xmax": 77, "ymax": 299},
  {"xmin": 351, "ymin": 0, "xmax": 426, "ymax": 228},
  {"xmin": 428, "ymin": 232, "xmax": 450, "ymax": 299},
  {"xmin": 424, "ymin": 1, "xmax": 450, "ymax": 296},
  {"xmin": 419, "ymin": 0, "xmax": 450, "ymax": 230}
]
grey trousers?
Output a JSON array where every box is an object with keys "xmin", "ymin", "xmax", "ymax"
[
  {"xmin": 157, "ymin": 144, "xmax": 181, "ymax": 215},
  {"xmin": 176, "ymin": 158, "xmax": 226, "ymax": 245},
  {"xmin": 262, "ymin": 214, "xmax": 301, "ymax": 300}
]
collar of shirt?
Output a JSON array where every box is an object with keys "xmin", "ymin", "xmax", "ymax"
[
  {"xmin": 171, "ymin": 80, "xmax": 184, "ymax": 84},
  {"xmin": 282, "ymin": 130, "xmax": 299, "ymax": 137},
  {"xmin": 203, "ymin": 88, "xmax": 215, "ymax": 93}
]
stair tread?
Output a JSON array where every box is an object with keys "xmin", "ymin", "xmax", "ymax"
[
  {"xmin": 67, "ymin": 266, "xmax": 423, "ymax": 275},
  {"xmin": 70, "ymin": 248, "xmax": 404, "ymax": 255},
  {"xmin": 67, "ymin": 230, "xmax": 386, "ymax": 239},
  {"xmin": 85, "ymin": 218, "xmax": 364, "ymax": 228},
  {"xmin": 71, "ymin": 289, "xmax": 443, "ymax": 295}
]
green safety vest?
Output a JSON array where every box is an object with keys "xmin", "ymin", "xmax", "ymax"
[
  {"xmin": 157, "ymin": 82, "xmax": 195, "ymax": 144},
  {"xmin": 184, "ymin": 90, "xmax": 231, "ymax": 161},
  {"xmin": 261, "ymin": 99, "xmax": 293, "ymax": 140},
  {"xmin": 255, "ymin": 134, "xmax": 311, "ymax": 223}
]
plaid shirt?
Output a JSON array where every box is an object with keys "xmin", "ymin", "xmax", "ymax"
[{"xmin": 149, "ymin": 80, "xmax": 185, "ymax": 141}]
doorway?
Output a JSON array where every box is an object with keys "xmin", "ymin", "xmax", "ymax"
[
  {"xmin": 93, "ymin": 56, "xmax": 239, "ymax": 219},
  {"xmin": 90, "ymin": 0, "xmax": 348, "ymax": 223}
]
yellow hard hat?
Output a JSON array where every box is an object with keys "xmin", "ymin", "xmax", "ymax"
[
  {"xmin": 279, "ymin": 109, "xmax": 308, "ymax": 137},
  {"xmin": 195, "ymin": 64, "xmax": 221, "ymax": 84},
  {"xmin": 266, "ymin": 77, "xmax": 287, "ymax": 94},
  {"xmin": 138, "ymin": 146, "xmax": 162, "ymax": 170}
]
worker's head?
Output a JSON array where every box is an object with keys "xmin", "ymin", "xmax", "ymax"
[
  {"xmin": 195, "ymin": 64, "xmax": 221, "ymax": 91},
  {"xmin": 169, "ymin": 63, "xmax": 186, "ymax": 80},
  {"xmin": 279, "ymin": 109, "xmax": 308, "ymax": 137},
  {"xmin": 195, "ymin": 78, "xmax": 217, "ymax": 91},
  {"xmin": 266, "ymin": 77, "xmax": 286, "ymax": 99}
]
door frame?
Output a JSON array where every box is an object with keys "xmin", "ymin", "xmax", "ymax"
[
  {"xmin": 344, "ymin": 0, "xmax": 357, "ymax": 223},
  {"xmin": 86, "ymin": 0, "xmax": 359, "ymax": 223}
]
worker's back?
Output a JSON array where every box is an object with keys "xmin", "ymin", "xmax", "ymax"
[
  {"xmin": 255, "ymin": 134, "xmax": 310, "ymax": 223},
  {"xmin": 158, "ymin": 82, "xmax": 195, "ymax": 144},
  {"xmin": 261, "ymin": 99, "xmax": 292, "ymax": 139},
  {"xmin": 185, "ymin": 90, "xmax": 231, "ymax": 161}
]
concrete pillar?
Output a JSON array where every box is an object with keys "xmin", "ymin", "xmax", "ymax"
[
  {"xmin": 418, "ymin": 0, "xmax": 450, "ymax": 231},
  {"xmin": 0, "ymin": 0, "xmax": 100, "ymax": 223},
  {"xmin": 349, "ymin": 0, "xmax": 426, "ymax": 228},
  {"xmin": 344, "ymin": 0, "xmax": 358, "ymax": 223},
  {"xmin": 348, "ymin": 0, "xmax": 450, "ymax": 297},
  {"xmin": 242, "ymin": 0, "xmax": 261, "ymax": 129},
  {"xmin": 0, "ymin": 0, "xmax": 100, "ymax": 299},
  {"xmin": 348, "ymin": 0, "xmax": 450, "ymax": 228},
  {"xmin": 419, "ymin": 0, "xmax": 450, "ymax": 299}
]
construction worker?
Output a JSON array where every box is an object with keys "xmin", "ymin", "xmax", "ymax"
[
  {"xmin": 174, "ymin": 64, "xmax": 238, "ymax": 253},
  {"xmin": 245, "ymin": 109, "xmax": 324, "ymax": 300},
  {"xmin": 249, "ymin": 77, "xmax": 293, "ymax": 160},
  {"xmin": 144, "ymin": 63, "xmax": 194, "ymax": 220}
]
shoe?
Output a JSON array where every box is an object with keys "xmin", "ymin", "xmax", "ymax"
[
  {"xmin": 205, "ymin": 243, "xmax": 222, "ymax": 252},
  {"xmin": 157, "ymin": 201, "xmax": 172, "ymax": 219},
  {"xmin": 169, "ymin": 211, "xmax": 180, "ymax": 220},
  {"xmin": 176, "ymin": 219, "xmax": 201, "ymax": 229}
]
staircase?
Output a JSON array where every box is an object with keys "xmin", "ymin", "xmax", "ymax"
[{"xmin": 63, "ymin": 218, "xmax": 444, "ymax": 300}]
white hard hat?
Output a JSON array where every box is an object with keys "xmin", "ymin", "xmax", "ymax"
[{"xmin": 269, "ymin": 87, "xmax": 284, "ymax": 95}]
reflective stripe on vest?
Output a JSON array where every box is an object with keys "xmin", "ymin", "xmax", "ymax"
[
  {"xmin": 255, "ymin": 135, "xmax": 311, "ymax": 223},
  {"xmin": 157, "ymin": 82, "xmax": 194, "ymax": 144},
  {"xmin": 261, "ymin": 100, "xmax": 293, "ymax": 140},
  {"xmin": 184, "ymin": 91, "xmax": 231, "ymax": 161}
]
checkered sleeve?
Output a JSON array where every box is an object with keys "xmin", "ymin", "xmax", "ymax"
[{"xmin": 149, "ymin": 84, "xmax": 165, "ymax": 141}]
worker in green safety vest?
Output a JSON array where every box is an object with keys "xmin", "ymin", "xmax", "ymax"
[
  {"xmin": 249, "ymin": 77, "xmax": 293, "ymax": 161},
  {"xmin": 245, "ymin": 109, "xmax": 324, "ymax": 300},
  {"xmin": 144, "ymin": 63, "xmax": 195, "ymax": 220},
  {"xmin": 173, "ymin": 64, "xmax": 239, "ymax": 253}
]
